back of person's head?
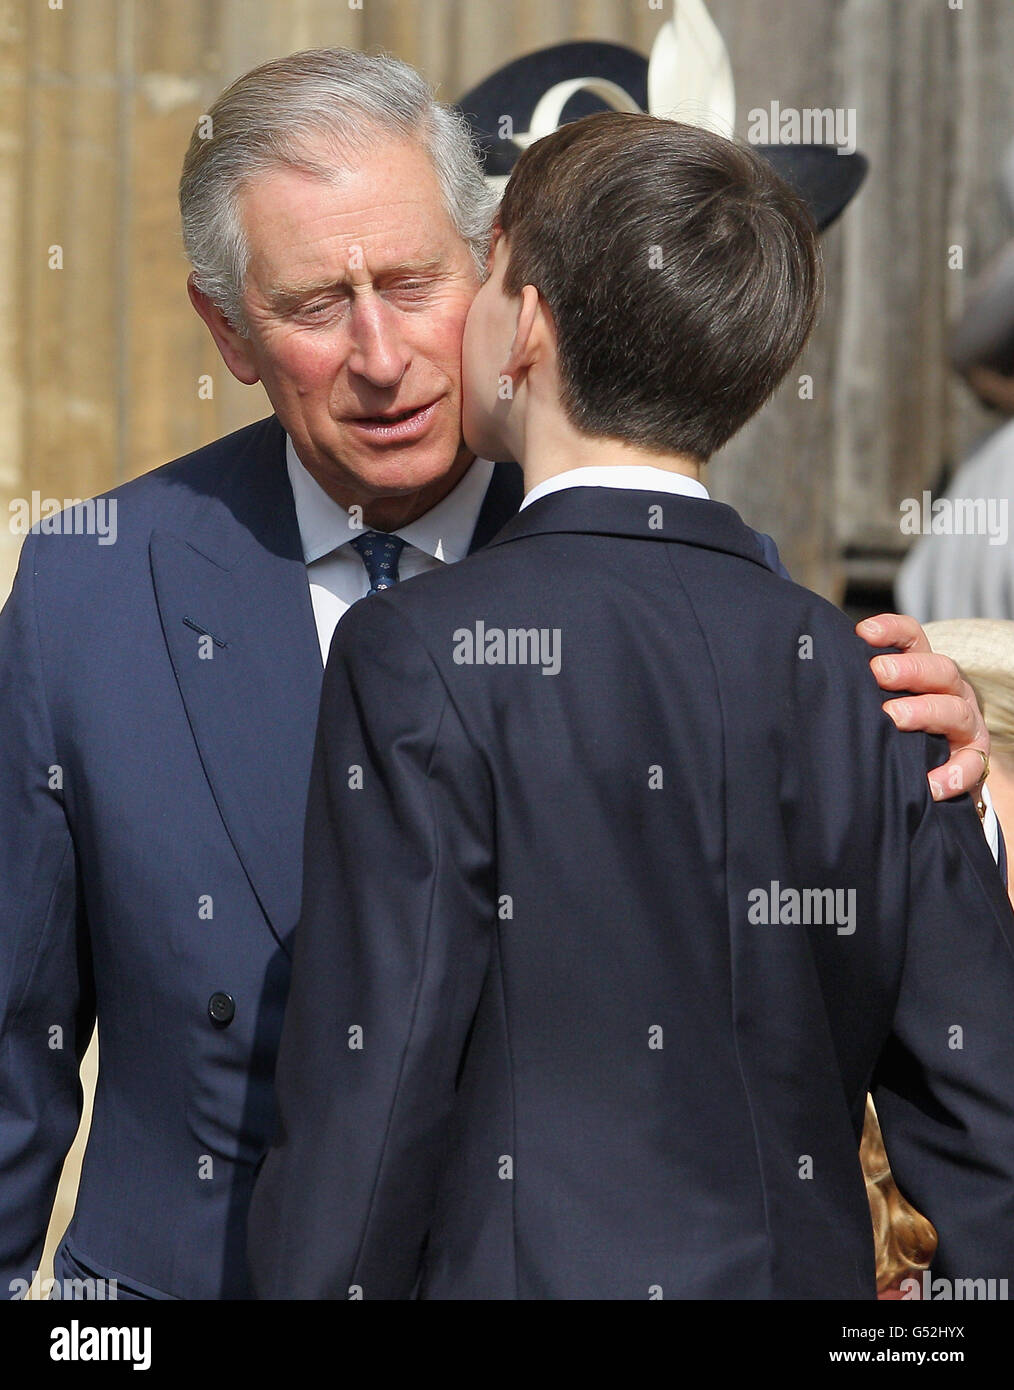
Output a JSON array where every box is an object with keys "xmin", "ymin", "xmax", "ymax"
[{"xmin": 496, "ymin": 111, "xmax": 824, "ymax": 462}]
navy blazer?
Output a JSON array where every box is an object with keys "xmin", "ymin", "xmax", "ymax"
[
  {"xmin": 249, "ymin": 485, "xmax": 1014, "ymax": 1300},
  {"xmin": 0, "ymin": 415, "xmax": 523, "ymax": 1299}
]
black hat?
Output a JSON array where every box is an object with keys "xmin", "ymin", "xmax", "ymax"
[{"xmin": 455, "ymin": 37, "xmax": 867, "ymax": 233}]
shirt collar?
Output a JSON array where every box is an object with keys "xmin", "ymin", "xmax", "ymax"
[
  {"xmin": 285, "ymin": 435, "xmax": 495, "ymax": 565},
  {"xmin": 521, "ymin": 464, "xmax": 709, "ymax": 510}
]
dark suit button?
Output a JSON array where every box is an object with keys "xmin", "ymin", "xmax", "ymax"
[{"xmin": 208, "ymin": 992, "xmax": 235, "ymax": 1027}]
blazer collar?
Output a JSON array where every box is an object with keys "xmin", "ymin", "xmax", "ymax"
[
  {"xmin": 164, "ymin": 415, "xmax": 305, "ymax": 571},
  {"xmin": 484, "ymin": 484, "xmax": 777, "ymax": 572}
]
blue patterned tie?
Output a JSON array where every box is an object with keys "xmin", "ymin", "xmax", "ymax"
[{"xmin": 350, "ymin": 530, "xmax": 407, "ymax": 596}]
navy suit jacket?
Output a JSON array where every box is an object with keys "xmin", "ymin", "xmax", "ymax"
[
  {"xmin": 249, "ymin": 485, "xmax": 1014, "ymax": 1300},
  {"xmin": 0, "ymin": 415, "xmax": 524, "ymax": 1299}
]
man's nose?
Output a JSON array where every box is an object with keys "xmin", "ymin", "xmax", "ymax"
[{"xmin": 346, "ymin": 293, "xmax": 410, "ymax": 389}]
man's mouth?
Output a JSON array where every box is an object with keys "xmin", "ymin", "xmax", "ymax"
[{"xmin": 348, "ymin": 400, "xmax": 440, "ymax": 442}]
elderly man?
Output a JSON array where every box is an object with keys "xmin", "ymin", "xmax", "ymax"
[{"xmin": 0, "ymin": 47, "xmax": 993, "ymax": 1301}]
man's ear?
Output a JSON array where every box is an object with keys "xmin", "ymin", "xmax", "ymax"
[
  {"xmin": 502, "ymin": 284, "xmax": 544, "ymax": 386},
  {"xmin": 187, "ymin": 274, "xmax": 261, "ymax": 386}
]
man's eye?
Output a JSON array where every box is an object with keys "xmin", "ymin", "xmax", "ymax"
[
  {"xmin": 387, "ymin": 280, "xmax": 431, "ymax": 297},
  {"xmin": 296, "ymin": 299, "xmax": 346, "ymax": 322}
]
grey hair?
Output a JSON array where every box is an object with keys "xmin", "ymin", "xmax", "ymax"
[{"xmin": 179, "ymin": 47, "xmax": 498, "ymax": 332}]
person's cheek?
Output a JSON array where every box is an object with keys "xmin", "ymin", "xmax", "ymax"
[
  {"xmin": 437, "ymin": 285, "xmax": 480, "ymax": 354},
  {"xmin": 266, "ymin": 335, "xmax": 339, "ymax": 400},
  {"xmin": 459, "ymin": 312, "xmax": 486, "ymax": 451}
]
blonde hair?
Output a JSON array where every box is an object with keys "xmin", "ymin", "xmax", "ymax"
[
  {"xmin": 923, "ymin": 619, "xmax": 1014, "ymax": 770},
  {"xmin": 965, "ymin": 669, "xmax": 1014, "ymax": 767},
  {"xmin": 861, "ymin": 1097, "xmax": 937, "ymax": 1291}
]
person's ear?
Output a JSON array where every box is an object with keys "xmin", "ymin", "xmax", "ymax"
[
  {"xmin": 501, "ymin": 284, "xmax": 543, "ymax": 386},
  {"xmin": 187, "ymin": 274, "xmax": 261, "ymax": 386}
]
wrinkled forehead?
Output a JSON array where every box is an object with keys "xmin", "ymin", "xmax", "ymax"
[{"xmin": 236, "ymin": 135, "xmax": 472, "ymax": 290}]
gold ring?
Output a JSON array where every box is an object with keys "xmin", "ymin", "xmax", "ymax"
[{"xmin": 970, "ymin": 747, "xmax": 990, "ymax": 783}]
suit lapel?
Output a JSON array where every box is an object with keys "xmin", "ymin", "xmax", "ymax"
[
  {"xmin": 150, "ymin": 442, "xmax": 520, "ymax": 950},
  {"xmin": 468, "ymin": 460, "xmax": 524, "ymax": 554},
  {"xmin": 150, "ymin": 417, "xmax": 322, "ymax": 952}
]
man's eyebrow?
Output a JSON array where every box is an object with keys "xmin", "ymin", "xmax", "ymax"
[
  {"xmin": 381, "ymin": 257, "xmax": 445, "ymax": 277},
  {"xmin": 267, "ymin": 257, "xmax": 446, "ymax": 309}
]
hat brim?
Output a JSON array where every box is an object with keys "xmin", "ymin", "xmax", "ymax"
[
  {"xmin": 753, "ymin": 143, "xmax": 868, "ymax": 234},
  {"xmin": 456, "ymin": 41, "xmax": 867, "ymax": 233}
]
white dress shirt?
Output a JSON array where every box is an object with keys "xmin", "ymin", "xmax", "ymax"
[
  {"xmin": 521, "ymin": 463, "xmax": 709, "ymax": 509},
  {"xmin": 285, "ymin": 435, "xmax": 494, "ymax": 661}
]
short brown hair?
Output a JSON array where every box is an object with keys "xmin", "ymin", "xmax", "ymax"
[{"xmin": 497, "ymin": 112, "xmax": 824, "ymax": 461}]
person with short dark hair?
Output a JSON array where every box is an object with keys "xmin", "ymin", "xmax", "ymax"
[
  {"xmin": 491, "ymin": 111, "xmax": 822, "ymax": 462},
  {"xmin": 249, "ymin": 112, "xmax": 1014, "ymax": 1300}
]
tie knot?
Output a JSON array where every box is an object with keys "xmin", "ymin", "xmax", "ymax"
[{"xmin": 350, "ymin": 530, "xmax": 407, "ymax": 595}]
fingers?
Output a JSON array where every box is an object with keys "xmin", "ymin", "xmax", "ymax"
[
  {"xmin": 922, "ymin": 746, "xmax": 989, "ymax": 802},
  {"xmin": 856, "ymin": 612, "xmax": 931, "ymax": 654},
  {"xmin": 882, "ymin": 692, "xmax": 979, "ymax": 744},
  {"xmin": 882, "ymin": 692, "xmax": 990, "ymax": 801},
  {"xmin": 858, "ymin": 614, "xmax": 991, "ymax": 800},
  {"xmin": 869, "ymin": 650, "xmax": 963, "ymax": 697}
]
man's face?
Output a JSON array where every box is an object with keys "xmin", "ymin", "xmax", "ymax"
[{"xmin": 233, "ymin": 135, "xmax": 482, "ymax": 506}]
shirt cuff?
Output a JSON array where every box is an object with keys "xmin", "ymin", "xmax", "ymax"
[{"xmin": 981, "ymin": 781, "xmax": 1000, "ymax": 865}]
